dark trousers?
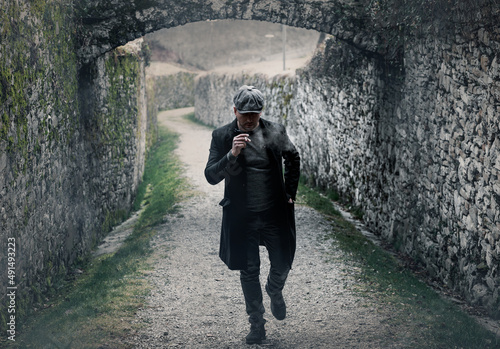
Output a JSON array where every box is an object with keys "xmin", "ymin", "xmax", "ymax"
[{"xmin": 240, "ymin": 207, "xmax": 291, "ymax": 316}]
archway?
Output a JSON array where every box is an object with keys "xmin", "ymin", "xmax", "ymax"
[{"xmin": 75, "ymin": 0, "xmax": 372, "ymax": 63}]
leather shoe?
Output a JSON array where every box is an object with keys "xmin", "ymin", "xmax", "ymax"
[
  {"xmin": 246, "ymin": 314, "xmax": 266, "ymax": 344},
  {"xmin": 265, "ymin": 283, "xmax": 286, "ymax": 320}
]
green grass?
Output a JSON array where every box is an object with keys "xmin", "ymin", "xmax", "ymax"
[
  {"xmin": 6, "ymin": 126, "xmax": 185, "ymax": 348},
  {"xmin": 132, "ymin": 127, "xmax": 187, "ymax": 229},
  {"xmin": 297, "ymin": 178, "xmax": 341, "ymax": 217},
  {"xmin": 296, "ymin": 179, "xmax": 499, "ymax": 349},
  {"xmin": 182, "ymin": 111, "xmax": 215, "ymax": 129}
]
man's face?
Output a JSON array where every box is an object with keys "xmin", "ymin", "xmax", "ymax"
[{"xmin": 234, "ymin": 107, "xmax": 261, "ymax": 132}]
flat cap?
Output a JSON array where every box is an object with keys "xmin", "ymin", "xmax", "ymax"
[{"xmin": 233, "ymin": 85, "xmax": 264, "ymax": 114}]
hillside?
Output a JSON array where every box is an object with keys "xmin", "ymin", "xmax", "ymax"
[{"xmin": 144, "ymin": 20, "xmax": 322, "ymax": 71}]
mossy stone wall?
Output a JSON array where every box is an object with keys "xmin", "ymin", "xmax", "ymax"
[
  {"xmin": 153, "ymin": 72, "xmax": 196, "ymax": 111},
  {"xmin": 0, "ymin": 1, "xmax": 155, "ymax": 330}
]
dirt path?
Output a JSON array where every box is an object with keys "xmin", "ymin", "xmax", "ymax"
[
  {"xmin": 147, "ymin": 52, "xmax": 314, "ymax": 79},
  {"xmin": 131, "ymin": 108, "xmax": 399, "ymax": 348}
]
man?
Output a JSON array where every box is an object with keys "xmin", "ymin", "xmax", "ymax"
[{"xmin": 204, "ymin": 85, "xmax": 300, "ymax": 344}]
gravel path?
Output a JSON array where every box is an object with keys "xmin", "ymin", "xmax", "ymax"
[{"xmin": 131, "ymin": 108, "xmax": 399, "ymax": 348}]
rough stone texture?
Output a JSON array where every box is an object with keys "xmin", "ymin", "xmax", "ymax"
[
  {"xmin": 195, "ymin": 26, "xmax": 500, "ymax": 315},
  {"xmin": 146, "ymin": 76, "xmax": 159, "ymax": 148},
  {"xmin": 0, "ymin": 1, "xmax": 155, "ymax": 328},
  {"xmin": 75, "ymin": 0, "xmax": 372, "ymax": 63},
  {"xmin": 80, "ymin": 39, "xmax": 150, "ymax": 230},
  {"xmin": 153, "ymin": 72, "xmax": 196, "ymax": 111}
]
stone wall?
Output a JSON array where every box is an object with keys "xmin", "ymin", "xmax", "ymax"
[
  {"xmin": 195, "ymin": 28, "xmax": 500, "ymax": 315},
  {"xmin": 0, "ymin": 1, "xmax": 155, "ymax": 328},
  {"xmin": 153, "ymin": 72, "xmax": 196, "ymax": 111},
  {"xmin": 76, "ymin": 0, "xmax": 372, "ymax": 64},
  {"xmin": 79, "ymin": 39, "xmax": 151, "ymax": 236}
]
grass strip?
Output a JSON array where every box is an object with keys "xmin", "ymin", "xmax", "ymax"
[
  {"xmin": 7, "ymin": 126, "xmax": 185, "ymax": 348},
  {"xmin": 297, "ymin": 179, "xmax": 499, "ymax": 349},
  {"xmin": 183, "ymin": 111, "xmax": 215, "ymax": 129}
]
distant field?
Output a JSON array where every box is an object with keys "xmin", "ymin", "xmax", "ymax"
[{"xmin": 144, "ymin": 19, "xmax": 322, "ymax": 71}]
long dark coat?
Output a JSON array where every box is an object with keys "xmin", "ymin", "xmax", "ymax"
[{"xmin": 204, "ymin": 118, "xmax": 300, "ymax": 270}]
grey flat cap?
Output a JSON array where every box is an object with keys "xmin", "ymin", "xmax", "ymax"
[{"xmin": 233, "ymin": 85, "xmax": 264, "ymax": 114}]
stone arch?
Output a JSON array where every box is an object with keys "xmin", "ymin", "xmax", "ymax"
[{"xmin": 76, "ymin": 0, "xmax": 375, "ymax": 63}]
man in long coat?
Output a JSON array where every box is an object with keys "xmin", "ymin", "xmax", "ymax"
[{"xmin": 205, "ymin": 85, "xmax": 300, "ymax": 344}]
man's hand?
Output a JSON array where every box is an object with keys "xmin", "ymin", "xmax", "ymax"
[{"xmin": 232, "ymin": 133, "xmax": 251, "ymax": 157}]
